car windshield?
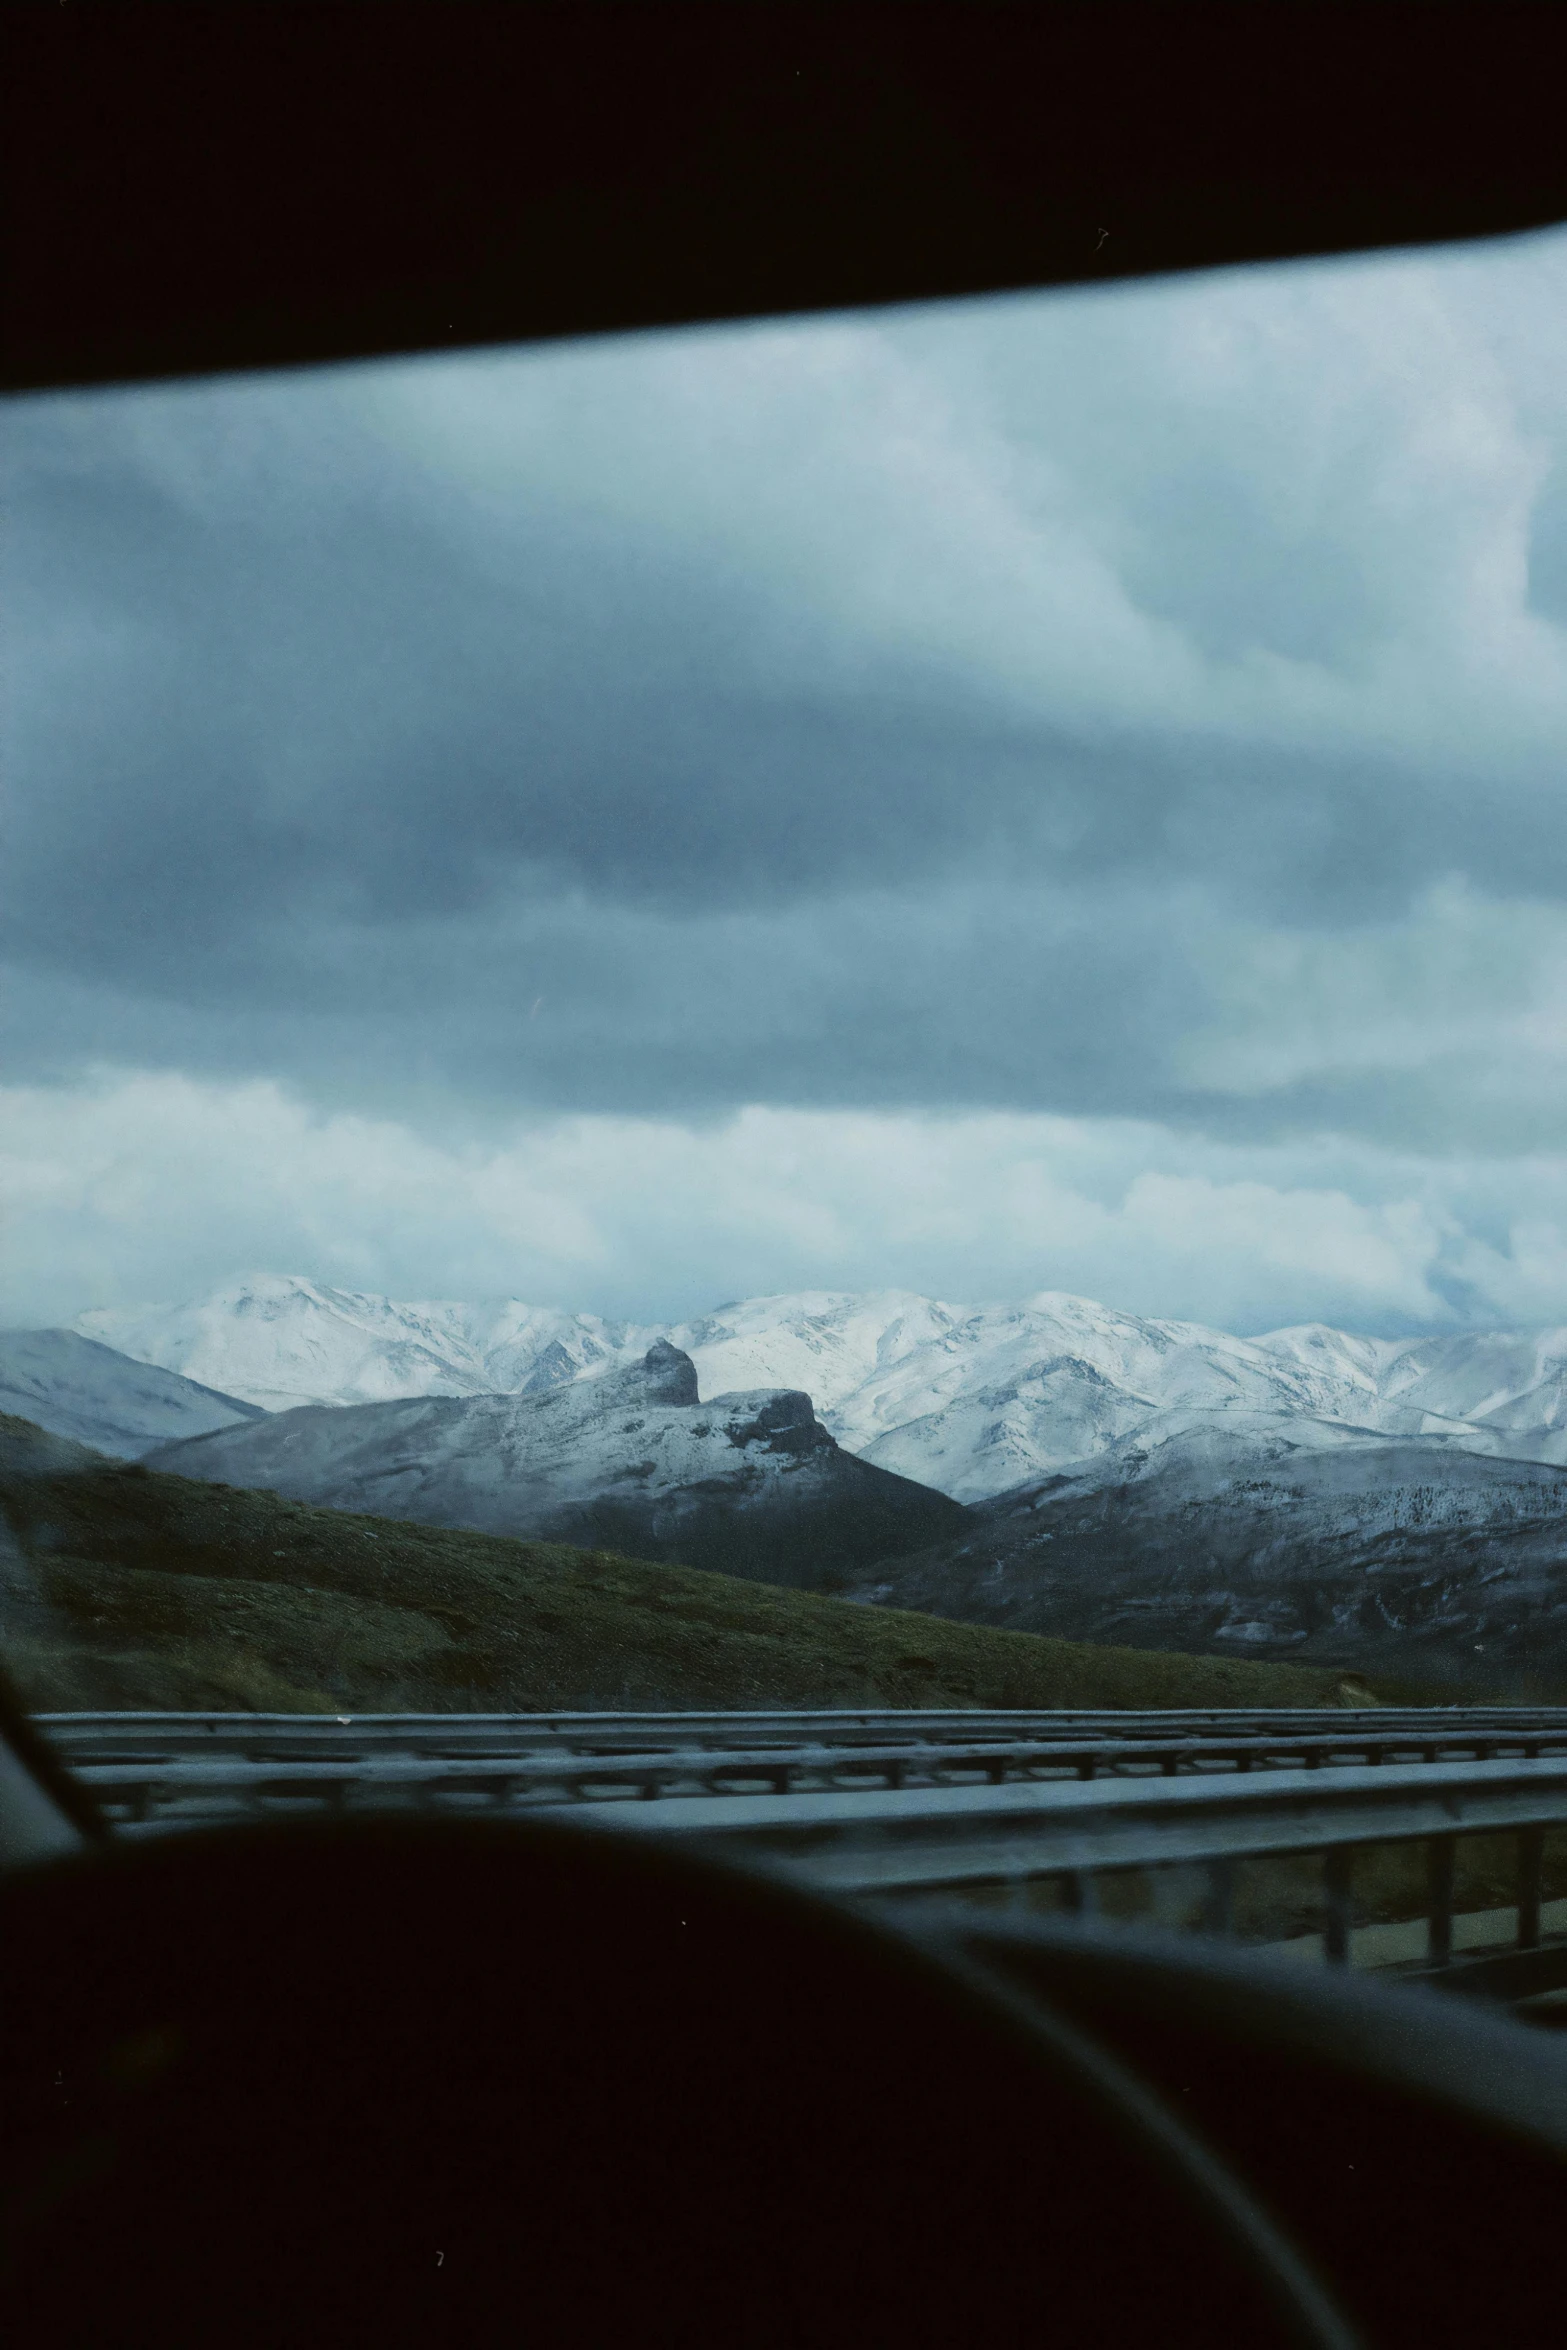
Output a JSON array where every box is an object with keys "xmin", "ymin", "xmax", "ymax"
[{"xmin": 5, "ymin": 229, "xmax": 1567, "ymax": 1939}]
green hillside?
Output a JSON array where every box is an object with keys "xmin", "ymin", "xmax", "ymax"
[{"xmin": 0, "ymin": 1415, "xmax": 1443, "ymax": 1712}]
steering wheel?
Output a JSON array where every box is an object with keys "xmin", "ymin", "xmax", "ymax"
[{"xmin": 0, "ymin": 1812, "xmax": 1356, "ymax": 2349}]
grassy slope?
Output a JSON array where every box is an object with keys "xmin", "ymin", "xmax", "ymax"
[{"xmin": 0, "ymin": 1415, "xmax": 1443, "ymax": 1712}]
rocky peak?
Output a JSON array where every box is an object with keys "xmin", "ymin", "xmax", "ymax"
[
  {"xmin": 633, "ymin": 1340, "xmax": 701, "ymax": 1408},
  {"xmin": 722, "ymin": 1390, "xmax": 832, "ymax": 1457}
]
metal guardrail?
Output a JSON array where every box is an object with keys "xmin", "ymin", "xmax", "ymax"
[
  {"xmin": 35, "ymin": 1710, "xmax": 1567, "ymax": 2008},
  {"xmin": 552, "ymin": 1752, "xmax": 1567, "ymax": 2010},
  {"xmin": 43, "ymin": 1705, "xmax": 1567, "ymax": 1764},
  {"xmin": 38, "ymin": 1709, "xmax": 1567, "ymax": 1825}
]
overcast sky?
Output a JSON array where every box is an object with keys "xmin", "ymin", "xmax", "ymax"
[{"xmin": 5, "ymin": 228, "xmax": 1567, "ymax": 1334}]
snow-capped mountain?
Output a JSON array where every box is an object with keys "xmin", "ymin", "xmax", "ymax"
[
  {"xmin": 849, "ymin": 1417, "xmax": 1567, "ymax": 1698},
  {"xmin": 0, "ymin": 1328, "xmax": 265, "ymax": 1459},
  {"xmin": 77, "ymin": 1273, "xmax": 1567, "ymax": 1500},
  {"xmin": 145, "ymin": 1341, "xmax": 967, "ymax": 1592}
]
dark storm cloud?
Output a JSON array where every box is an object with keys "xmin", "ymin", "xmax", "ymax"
[
  {"xmin": 1529, "ymin": 456, "xmax": 1567, "ymax": 626},
  {"xmin": 5, "ymin": 399, "xmax": 1110, "ymax": 954},
  {"xmin": 5, "ymin": 230, "xmax": 1567, "ymax": 1149},
  {"xmin": 0, "ymin": 872, "xmax": 1210, "ymax": 1131}
]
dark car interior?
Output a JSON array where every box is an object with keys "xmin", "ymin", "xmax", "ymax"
[{"xmin": 6, "ymin": 7, "xmax": 1567, "ymax": 2344}]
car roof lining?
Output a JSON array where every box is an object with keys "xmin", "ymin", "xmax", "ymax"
[{"xmin": 6, "ymin": 3, "xmax": 1567, "ymax": 396}]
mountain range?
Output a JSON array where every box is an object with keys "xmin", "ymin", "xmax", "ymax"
[
  {"xmin": 2, "ymin": 1274, "xmax": 1565, "ymax": 1689},
  {"xmin": 0, "ymin": 1410, "xmax": 1368, "ymax": 1718},
  {"xmin": 73, "ymin": 1273, "xmax": 1567, "ymax": 1499}
]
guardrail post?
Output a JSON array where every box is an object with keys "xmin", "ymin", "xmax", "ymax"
[
  {"xmin": 1323, "ymin": 1847, "xmax": 1352, "ymax": 1965},
  {"xmin": 1200, "ymin": 1857, "xmax": 1235, "ymax": 1937},
  {"xmin": 1060, "ymin": 1870, "xmax": 1098, "ymax": 1917},
  {"xmin": 1427, "ymin": 1834, "xmax": 1457, "ymax": 1968},
  {"xmin": 1517, "ymin": 1824, "xmax": 1545, "ymax": 1949}
]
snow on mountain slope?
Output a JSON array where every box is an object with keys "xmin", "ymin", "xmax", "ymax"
[
  {"xmin": 676, "ymin": 1289, "xmax": 1567, "ymax": 1495},
  {"xmin": 1325, "ymin": 1327, "xmax": 1567, "ymax": 1461},
  {"xmin": 77, "ymin": 1276, "xmax": 658, "ymax": 1415},
  {"xmin": 991, "ymin": 1407, "xmax": 1525, "ymax": 1505},
  {"xmin": 0, "ymin": 1329, "xmax": 265, "ymax": 1459},
  {"xmin": 665, "ymin": 1291, "xmax": 962, "ymax": 1419},
  {"xmin": 835, "ymin": 1293, "xmax": 1353, "ymax": 1499},
  {"xmin": 1254, "ymin": 1324, "xmax": 1567, "ymax": 1467},
  {"xmin": 79, "ymin": 1274, "xmax": 1567, "ymax": 1499},
  {"xmin": 145, "ymin": 1341, "xmax": 967, "ymax": 1591}
]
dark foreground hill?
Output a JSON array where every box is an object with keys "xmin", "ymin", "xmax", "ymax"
[
  {"xmin": 850, "ymin": 1417, "xmax": 1567, "ymax": 1703},
  {"xmin": 0, "ymin": 1414, "xmax": 1416, "ymax": 1713}
]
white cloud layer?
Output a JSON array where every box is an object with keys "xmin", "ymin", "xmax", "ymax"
[{"xmin": 5, "ymin": 1069, "xmax": 1565, "ymax": 1337}]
